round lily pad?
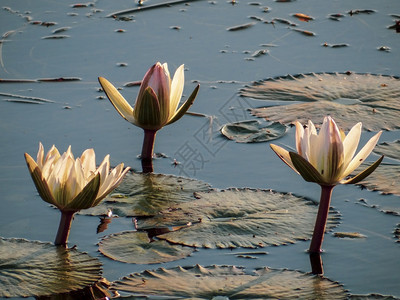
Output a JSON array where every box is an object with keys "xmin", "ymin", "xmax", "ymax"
[
  {"xmin": 98, "ymin": 231, "xmax": 195, "ymax": 264},
  {"xmin": 112, "ymin": 265, "xmax": 347, "ymax": 299},
  {"xmin": 220, "ymin": 120, "xmax": 286, "ymax": 143},
  {"xmin": 138, "ymin": 188, "xmax": 340, "ymax": 249},
  {"xmin": 0, "ymin": 238, "xmax": 102, "ymax": 298},
  {"xmin": 240, "ymin": 73, "xmax": 400, "ymax": 131},
  {"xmin": 80, "ymin": 172, "xmax": 211, "ymax": 217}
]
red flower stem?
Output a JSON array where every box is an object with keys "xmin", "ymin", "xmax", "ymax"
[
  {"xmin": 54, "ymin": 210, "xmax": 76, "ymax": 247},
  {"xmin": 309, "ymin": 185, "xmax": 334, "ymax": 253},
  {"xmin": 141, "ymin": 129, "xmax": 157, "ymax": 173},
  {"xmin": 309, "ymin": 252, "xmax": 324, "ymax": 275}
]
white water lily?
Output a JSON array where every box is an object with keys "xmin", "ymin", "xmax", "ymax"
[
  {"xmin": 270, "ymin": 116, "xmax": 383, "ymax": 186},
  {"xmin": 98, "ymin": 62, "xmax": 199, "ymax": 131},
  {"xmin": 24, "ymin": 143, "xmax": 130, "ymax": 212}
]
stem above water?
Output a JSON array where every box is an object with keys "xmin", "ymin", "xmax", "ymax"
[
  {"xmin": 309, "ymin": 185, "xmax": 334, "ymax": 254},
  {"xmin": 141, "ymin": 129, "xmax": 157, "ymax": 173},
  {"xmin": 54, "ymin": 210, "xmax": 76, "ymax": 247}
]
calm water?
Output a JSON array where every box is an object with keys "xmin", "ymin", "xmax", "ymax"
[{"xmin": 0, "ymin": 0, "xmax": 399, "ymax": 298}]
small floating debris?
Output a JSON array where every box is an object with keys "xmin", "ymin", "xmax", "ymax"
[
  {"xmin": 293, "ymin": 28, "xmax": 316, "ymax": 36},
  {"xmin": 0, "ymin": 92, "xmax": 54, "ymax": 103},
  {"xmin": 259, "ymin": 43, "xmax": 278, "ymax": 47},
  {"xmin": 115, "ymin": 29, "xmax": 126, "ymax": 33},
  {"xmin": 52, "ymin": 26, "xmax": 71, "ymax": 34},
  {"xmin": 124, "ymin": 81, "xmax": 141, "ymax": 87},
  {"xmin": 38, "ymin": 77, "xmax": 81, "ymax": 82},
  {"xmin": 378, "ymin": 46, "xmax": 391, "ymax": 52},
  {"xmin": 4, "ymin": 99, "xmax": 44, "ymax": 104},
  {"xmin": 292, "ymin": 13, "xmax": 314, "ymax": 22},
  {"xmin": 333, "ymin": 232, "xmax": 367, "ymax": 239},
  {"xmin": 71, "ymin": 2, "xmax": 95, "ymax": 8},
  {"xmin": 115, "ymin": 16, "xmax": 134, "ymax": 21},
  {"xmin": 387, "ymin": 20, "xmax": 400, "ymax": 33},
  {"xmin": 251, "ymin": 49, "xmax": 268, "ymax": 57},
  {"xmin": 170, "ymin": 25, "xmax": 181, "ymax": 30},
  {"xmin": 348, "ymin": 9, "xmax": 376, "ymax": 16},
  {"xmin": 248, "ymin": 2, "xmax": 261, "ymax": 6},
  {"xmin": 41, "ymin": 21, "xmax": 57, "ymax": 27},
  {"xmin": 328, "ymin": 13, "xmax": 345, "ymax": 21},
  {"xmin": 322, "ymin": 43, "xmax": 349, "ymax": 48},
  {"xmin": 42, "ymin": 35, "xmax": 70, "ymax": 39},
  {"xmin": 227, "ymin": 22, "xmax": 256, "ymax": 31},
  {"xmin": 117, "ymin": 62, "xmax": 128, "ymax": 67},
  {"xmin": 249, "ymin": 15, "xmax": 264, "ymax": 22},
  {"xmin": 273, "ymin": 18, "xmax": 297, "ymax": 26}
]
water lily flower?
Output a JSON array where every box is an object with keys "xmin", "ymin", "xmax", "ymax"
[
  {"xmin": 270, "ymin": 116, "xmax": 383, "ymax": 186},
  {"xmin": 98, "ymin": 62, "xmax": 200, "ymax": 172},
  {"xmin": 24, "ymin": 143, "xmax": 130, "ymax": 246},
  {"xmin": 270, "ymin": 116, "xmax": 383, "ymax": 255}
]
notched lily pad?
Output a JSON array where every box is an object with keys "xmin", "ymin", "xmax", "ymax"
[
  {"xmin": 0, "ymin": 238, "xmax": 102, "ymax": 298},
  {"xmin": 374, "ymin": 140, "xmax": 400, "ymax": 161},
  {"xmin": 240, "ymin": 73, "xmax": 400, "ymax": 131},
  {"xmin": 354, "ymin": 163, "xmax": 400, "ymax": 196},
  {"xmin": 80, "ymin": 172, "xmax": 211, "ymax": 217},
  {"xmin": 98, "ymin": 231, "xmax": 194, "ymax": 264},
  {"xmin": 112, "ymin": 265, "xmax": 347, "ymax": 299},
  {"xmin": 220, "ymin": 120, "xmax": 286, "ymax": 143},
  {"xmin": 138, "ymin": 188, "xmax": 340, "ymax": 249}
]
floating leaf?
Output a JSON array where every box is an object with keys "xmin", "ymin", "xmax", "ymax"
[
  {"xmin": 220, "ymin": 120, "xmax": 286, "ymax": 143},
  {"xmin": 374, "ymin": 140, "xmax": 400, "ymax": 161},
  {"xmin": 240, "ymin": 73, "xmax": 400, "ymax": 131},
  {"xmin": 112, "ymin": 265, "xmax": 347, "ymax": 299},
  {"xmin": 0, "ymin": 238, "xmax": 102, "ymax": 298},
  {"xmin": 80, "ymin": 172, "xmax": 211, "ymax": 217},
  {"xmin": 138, "ymin": 188, "xmax": 340, "ymax": 249},
  {"xmin": 99, "ymin": 231, "xmax": 194, "ymax": 264},
  {"xmin": 354, "ymin": 163, "xmax": 400, "ymax": 196}
]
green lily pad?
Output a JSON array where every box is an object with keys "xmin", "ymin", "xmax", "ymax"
[
  {"xmin": 220, "ymin": 120, "xmax": 286, "ymax": 143},
  {"xmin": 98, "ymin": 231, "xmax": 195, "ymax": 264},
  {"xmin": 240, "ymin": 73, "xmax": 400, "ymax": 131},
  {"xmin": 354, "ymin": 163, "xmax": 400, "ymax": 197},
  {"xmin": 111, "ymin": 265, "xmax": 347, "ymax": 299},
  {"xmin": 0, "ymin": 238, "xmax": 102, "ymax": 298},
  {"xmin": 80, "ymin": 172, "xmax": 211, "ymax": 217},
  {"xmin": 138, "ymin": 188, "xmax": 340, "ymax": 249},
  {"xmin": 374, "ymin": 140, "xmax": 400, "ymax": 161}
]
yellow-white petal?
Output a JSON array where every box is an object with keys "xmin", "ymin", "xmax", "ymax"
[
  {"xmin": 295, "ymin": 121, "xmax": 304, "ymax": 156},
  {"xmin": 169, "ymin": 64, "xmax": 185, "ymax": 119},
  {"xmin": 341, "ymin": 131, "xmax": 382, "ymax": 178},
  {"xmin": 80, "ymin": 148, "xmax": 96, "ymax": 178},
  {"xmin": 98, "ymin": 77, "xmax": 136, "ymax": 124},
  {"xmin": 341, "ymin": 122, "xmax": 361, "ymax": 170},
  {"xmin": 270, "ymin": 144, "xmax": 299, "ymax": 174}
]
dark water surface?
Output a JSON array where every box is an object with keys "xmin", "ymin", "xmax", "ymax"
[{"xmin": 1, "ymin": 0, "xmax": 399, "ymax": 298}]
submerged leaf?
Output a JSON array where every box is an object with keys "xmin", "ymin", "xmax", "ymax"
[
  {"xmin": 80, "ymin": 172, "xmax": 211, "ymax": 217},
  {"xmin": 333, "ymin": 232, "xmax": 367, "ymax": 239},
  {"xmin": 112, "ymin": 265, "xmax": 347, "ymax": 299},
  {"xmin": 138, "ymin": 188, "xmax": 340, "ymax": 249},
  {"xmin": 220, "ymin": 120, "xmax": 286, "ymax": 143},
  {"xmin": 0, "ymin": 238, "xmax": 102, "ymax": 298},
  {"xmin": 240, "ymin": 73, "xmax": 400, "ymax": 131},
  {"xmin": 98, "ymin": 231, "xmax": 194, "ymax": 264}
]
